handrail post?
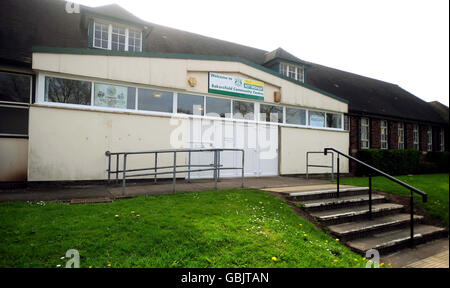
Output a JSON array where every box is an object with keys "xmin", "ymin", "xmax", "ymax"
[
  {"xmin": 368, "ymin": 176, "xmax": 372, "ymax": 220},
  {"xmin": 217, "ymin": 150, "xmax": 221, "ymax": 182},
  {"xmin": 172, "ymin": 151, "xmax": 177, "ymax": 194},
  {"xmin": 122, "ymin": 154, "xmax": 127, "ymax": 195},
  {"xmin": 187, "ymin": 151, "xmax": 192, "ymax": 183},
  {"xmin": 331, "ymin": 152, "xmax": 334, "ymax": 181},
  {"xmin": 336, "ymin": 155, "xmax": 340, "ymax": 198},
  {"xmin": 115, "ymin": 154, "xmax": 119, "ymax": 184},
  {"xmin": 306, "ymin": 152, "xmax": 309, "ymax": 180},
  {"xmin": 154, "ymin": 152, "xmax": 158, "ymax": 184},
  {"xmin": 214, "ymin": 150, "xmax": 218, "ymax": 190},
  {"xmin": 241, "ymin": 150, "xmax": 245, "ymax": 188},
  {"xmin": 107, "ymin": 152, "xmax": 111, "ymax": 184},
  {"xmin": 410, "ymin": 190, "xmax": 414, "ymax": 248}
]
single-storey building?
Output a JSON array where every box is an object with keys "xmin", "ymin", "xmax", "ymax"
[{"xmin": 0, "ymin": 0, "xmax": 447, "ymax": 183}]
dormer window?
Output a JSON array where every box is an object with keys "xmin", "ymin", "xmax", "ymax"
[
  {"xmin": 279, "ymin": 63, "xmax": 304, "ymax": 82},
  {"xmin": 93, "ymin": 21, "xmax": 142, "ymax": 52}
]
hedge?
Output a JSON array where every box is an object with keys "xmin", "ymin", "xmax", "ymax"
[{"xmin": 356, "ymin": 149, "xmax": 420, "ymax": 176}]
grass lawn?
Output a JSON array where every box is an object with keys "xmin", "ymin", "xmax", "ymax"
[
  {"xmin": 339, "ymin": 174, "xmax": 449, "ymax": 228},
  {"xmin": 0, "ymin": 189, "xmax": 367, "ymax": 268}
]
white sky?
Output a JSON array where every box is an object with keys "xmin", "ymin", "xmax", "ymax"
[{"xmin": 73, "ymin": 0, "xmax": 449, "ymax": 106}]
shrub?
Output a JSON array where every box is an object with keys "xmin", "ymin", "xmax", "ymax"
[
  {"xmin": 421, "ymin": 151, "xmax": 449, "ymax": 173},
  {"xmin": 356, "ymin": 149, "xmax": 421, "ymax": 176}
]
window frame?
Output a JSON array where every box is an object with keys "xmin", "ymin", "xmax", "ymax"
[
  {"xmin": 360, "ymin": 117, "xmax": 370, "ymax": 149},
  {"xmin": 398, "ymin": 122, "xmax": 405, "ymax": 150},
  {"xmin": 279, "ymin": 62, "xmax": 305, "ymax": 82},
  {"xmin": 413, "ymin": 124, "xmax": 420, "ymax": 150},
  {"xmin": 380, "ymin": 120, "xmax": 388, "ymax": 150},
  {"xmin": 427, "ymin": 126, "xmax": 433, "ymax": 152},
  {"xmin": 92, "ymin": 20, "xmax": 142, "ymax": 52},
  {"xmin": 36, "ymin": 72, "xmax": 346, "ymax": 132}
]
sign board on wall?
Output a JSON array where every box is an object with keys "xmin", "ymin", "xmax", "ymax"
[
  {"xmin": 208, "ymin": 72, "xmax": 264, "ymax": 101},
  {"xmin": 94, "ymin": 84, "xmax": 128, "ymax": 109}
]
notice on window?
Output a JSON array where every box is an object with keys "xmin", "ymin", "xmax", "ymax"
[
  {"xmin": 310, "ymin": 114, "xmax": 325, "ymax": 127},
  {"xmin": 94, "ymin": 83, "xmax": 128, "ymax": 109},
  {"xmin": 209, "ymin": 73, "xmax": 264, "ymax": 101}
]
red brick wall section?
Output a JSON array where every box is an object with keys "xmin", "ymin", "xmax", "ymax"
[
  {"xmin": 405, "ymin": 123, "xmax": 414, "ymax": 149},
  {"xmin": 370, "ymin": 119, "xmax": 381, "ymax": 149},
  {"xmin": 420, "ymin": 125, "xmax": 428, "ymax": 152},
  {"xmin": 388, "ymin": 122, "xmax": 398, "ymax": 150},
  {"xmin": 350, "ymin": 116, "xmax": 359, "ymax": 155}
]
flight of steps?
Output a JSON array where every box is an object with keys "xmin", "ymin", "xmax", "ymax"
[{"xmin": 288, "ymin": 186, "xmax": 447, "ymax": 255}]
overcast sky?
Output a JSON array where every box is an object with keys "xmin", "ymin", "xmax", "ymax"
[{"xmin": 73, "ymin": 0, "xmax": 449, "ymax": 106}]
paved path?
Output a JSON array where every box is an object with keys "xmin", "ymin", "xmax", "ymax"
[
  {"xmin": 382, "ymin": 238, "xmax": 449, "ymax": 268},
  {"xmin": 0, "ymin": 176, "xmax": 331, "ymax": 202}
]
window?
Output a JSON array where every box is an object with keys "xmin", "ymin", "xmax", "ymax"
[
  {"xmin": 111, "ymin": 26, "xmax": 126, "ymax": 51},
  {"xmin": 398, "ymin": 122, "xmax": 404, "ymax": 149},
  {"xmin": 326, "ymin": 113, "xmax": 342, "ymax": 129},
  {"xmin": 128, "ymin": 29, "xmax": 142, "ymax": 52},
  {"xmin": 360, "ymin": 118, "xmax": 370, "ymax": 149},
  {"xmin": 286, "ymin": 107, "xmax": 306, "ymax": 126},
  {"xmin": 233, "ymin": 100, "xmax": 254, "ymax": 120},
  {"xmin": 309, "ymin": 111, "xmax": 325, "ymax": 128},
  {"xmin": 94, "ymin": 83, "xmax": 135, "ymax": 109},
  {"xmin": 0, "ymin": 71, "xmax": 31, "ymax": 104},
  {"xmin": 177, "ymin": 93, "xmax": 204, "ymax": 115},
  {"xmin": 413, "ymin": 124, "xmax": 419, "ymax": 150},
  {"xmin": 138, "ymin": 88, "xmax": 173, "ymax": 113},
  {"xmin": 93, "ymin": 21, "xmax": 142, "ymax": 52},
  {"xmin": 0, "ymin": 106, "xmax": 29, "ymax": 136},
  {"xmin": 279, "ymin": 62, "xmax": 305, "ymax": 82},
  {"xmin": 440, "ymin": 128, "xmax": 445, "ymax": 152},
  {"xmin": 45, "ymin": 76, "xmax": 92, "ymax": 105},
  {"xmin": 381, "ymin": 120, "xmax": 388, "ymax": 149},
  {"xmin": 206, "ymin": 97, "xmax": 231, "ymax": 118},
  {"xmin": 94, "ymin": 22, "xmax": 109, "ymax": 49},
  {"xmin": 344, "ymin": 115, "xmax": 350, "ymax": 131},
  {"xmin": 260, "ymin": 104, "xmax": 283, "ymax": 123},
  {"xmin": 427, "ymin": 127, "xmax": 433, "ymax": 152}
]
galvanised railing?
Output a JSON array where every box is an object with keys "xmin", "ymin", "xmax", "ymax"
[
  {"xmin": 324, "ymin": 148, "xmax": 427, "ymax": 248},
  {"xmin": 106, "ymin": 148, "xmax": 245, "ymax": 194},
  {"xmin": 306, "ymin": 151, "xmax": 335, "ymax": 181}
]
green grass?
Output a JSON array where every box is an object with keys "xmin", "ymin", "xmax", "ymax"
[
  {"xmin": 0, "ymin": 189, "xmax": 367, "ymax": 268},
  {"xmin": 339, "ymin": 174, "xmax": 449, "ymax": 228}
]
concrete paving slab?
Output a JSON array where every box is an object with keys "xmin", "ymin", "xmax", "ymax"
[
  {"xmin": 262, "ymin": 184, "xmax": 356, "ymax": 193},
  {"xmin": 382, "ymin": 238, "xmax": 449, "ymax": 268}
]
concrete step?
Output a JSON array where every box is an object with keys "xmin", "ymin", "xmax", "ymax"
[
  {"xmin": 310, "ymin": 203, "xmax": 404, "ymax": 225},
  {"xmin": 329, "ymin": 214, "xmax": 424, "ymax": 241},
  {"xmin": 288, "ymin": 187, "xmax": 369, "ymax": 201},
  {"xmin": 347, "ymin": 224, "xmax": 448, "ymax": 255},
  {"xmin": 298, "ymin": 194, "xmax": 386, "ymax": 211}
]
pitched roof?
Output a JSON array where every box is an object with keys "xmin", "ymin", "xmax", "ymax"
[
  {"xmin": 1, "ymin": 0, "xmax": 447, "ymax": 124},
  {"xmin": 264, "ymin": 48, "xmax": 310, "ymax": 66},
  {"xmin": 428, "ymin": 101, "xmax": 449, "ymax": 123},
  {"xmin": 305, "ymin": 63, "xmax": 447, "ymax": 124}
]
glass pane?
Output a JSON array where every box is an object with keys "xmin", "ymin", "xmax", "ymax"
[
  {"xmin": 309, "ymin": 111, "xmax": 325, "ymax": 127},
  {"xmin": 286, "ymin": 107, "xmax": 306, "ymax": 125},
  {"xmin": 206, "ymin": 97, "xmax": 231, "ymax": 118},
  {"xmin": 326, "ymin": 113, "xmax": 342, "ymax": 128},
  {"xmin": 45, "ymin": 77, "xmax": 92, "ymax": 105},
  {"xmin": 260, "ymin": 104, "xmax": 283, "ymax": 123},
  {"xmin": 177, "ymin": 93, "xmax": 204, "ymax": 115},
  {"xmin": 233, "ymin": 100, "xmax": 254, "ymax": 120},
  {"xmin": 0, "ymin": 72, "xmax": 31, "ymax": 103},
  {"xmin": 0, "ymin": 106, "xmax": 28, "ymax": 135},
  {"xmin": 138, "ymin": 88, "xmax": 173, "ymax": 113},
  {"xmin": 94, "ymin": 83, "xmax": 135, "ymax": 109}
]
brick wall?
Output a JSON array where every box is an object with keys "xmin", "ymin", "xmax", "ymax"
[
  {"xmin": 420, "ymin": 125, "xmax": 428, "ymax": 151},
  {"xmin": 388, "ymin": 121, "xmax": 398, "ymax": 150},
  {"xmin": 370, "ymin": 119, "xmax": 381, "ymax": 149},
  {"xmin": 405, "ymin": 123, "xmax": 414, "ymax": 149}
]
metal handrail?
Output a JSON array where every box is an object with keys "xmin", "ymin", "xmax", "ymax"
[
  {"xmin": 324, "ymin": 148, "xmax": 427, "ymax": 248},
  {"xmin": 306, "ymin": 151, "xmax": 334, "ymax": 181},
  {"xmin": 106, "ymin": 148, "xmax": 245, "ymax": 194}
]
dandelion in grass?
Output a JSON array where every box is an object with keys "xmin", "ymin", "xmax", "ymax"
[
  {"xmin": 89, "ymin": 266, "xmax": 92, "ymax": 269},
  {"xmin": 107, "ymin": 264, "xmax": 112, "ymax": 268},
  {"xmin": 333, "ymin": 259, "xmax": 339, "ymax": 263},
  {"xmin": 380, "ymin": 263, "xmax": 384, "ymax": 267},
  {"xmin": 131, "ymin": 211, "xmax": 135, "ymax": 214},
  {"xmin": 388, "ymin": 263, "xmax": 392, "ymax": 267},
  {"xmin": 335, "ymin": 238, "xmax": 340, "ymax": 242},
  {"xmin": 115, "ymin": 214, "xmax": 119, "ymax": 218},
  {"xmin": 272, "ymin": 257, "xmax": 278, "ymax": 262}
]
